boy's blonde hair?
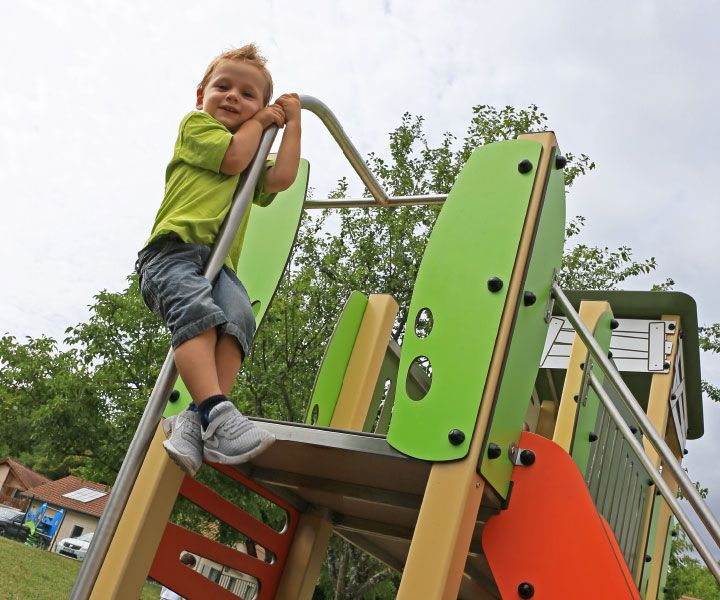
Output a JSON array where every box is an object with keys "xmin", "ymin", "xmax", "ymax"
[{"xmin": 198, "ymin": 44, "xmax": 274, "ymax": 105}]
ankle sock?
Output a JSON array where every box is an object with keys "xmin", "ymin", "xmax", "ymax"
[{"xmin": 197, "ymin": 394, "xmax": 227, "ymax": 430}]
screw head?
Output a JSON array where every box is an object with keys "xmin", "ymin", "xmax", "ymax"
[
  {"xmin": 589, "ymin": 432, "xmax": 598, "ymax": 442},
  {"xmin": 523, "ymin": 291, "xmax": 537, "ymax": 306},
  {"xmin": 671, "ymin": 393, "xmax": 677, "ymax": 400},
  {"xmin": 555, "ymin": 155, "xmax": 567, "ymax": 170},
  {"xmin": 518, "ymin": 582, "xmax": 535, "ymax": 598},
  {"xmin": 684, "ymin": 449, "xmax": 689, "ymax": 455},
  {"xmin": 448, "ymin": 429, "xmax": 465, "ymax": 445},
  {"xmin": 169, "ymin": 390, "xmax": 180, "ymax": 403},
  {"xmin": 580, "ymin": 362, "xmax": 586, "ymax": 370},
  {"xmin": 487, "ymin": 277, "xmax": 504, "ymax": 293},
  {"xmin": 573, "ymin": 394, "xmax": 579, "ymax": 402},
  {"xmin": 663, "ymin": 361, "xmax": 671, "ymax": 370},
  {"xmin": 610, "ymin": 319, "xmax": 620, "ymax": 330},
  {"xmin": 630, "ymin": 426, "xmax": 638, "ymax": 434},
  {"xmin": 645, "ymin": 554, "xmax": 652, "ymax": 563},
  {"xmin": 487, "ymin": 443, "xmax": 502, "ymax": 459},
  {"xmin": 668, "ymin": 323, "xmax": 676, "ymax": 331},
  {"xmin": 518, "ymin": 159, "xmax": 533, "ymax": 174},
  {"xmin": 519, "ymin": 449, "xmax": 536, "ymax": 466}
]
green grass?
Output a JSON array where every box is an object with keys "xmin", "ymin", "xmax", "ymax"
[{"xmin": 0, "ymin": 536, "xmax": 161, "ymax": 600}]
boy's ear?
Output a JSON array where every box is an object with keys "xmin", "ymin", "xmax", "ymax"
[{"xmin": 195, "ymin": 88, "xmax": 204, "ymax": 110}]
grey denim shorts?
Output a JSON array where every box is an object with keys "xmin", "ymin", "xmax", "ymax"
[{"xmin": 136, "ymin": 235, "xmax": 256, "ymax": 356}]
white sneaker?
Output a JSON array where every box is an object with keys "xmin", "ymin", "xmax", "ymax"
[
  {"xmin": 163, "ymin": 410, "xmax": 203, "ymax": 476},
  {"xmin": 202, "ymin": 401, "xmax": 275, "ymax": 464}
]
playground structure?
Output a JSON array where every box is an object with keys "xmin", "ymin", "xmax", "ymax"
[
  {"xmin": 69, "ymin": 97, "xmax": 720, "ymax": 599},
  {"xmin": 24, "ymin": 502, "xmax": 64, "ymax": 550}
]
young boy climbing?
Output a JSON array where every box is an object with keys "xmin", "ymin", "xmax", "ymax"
[{"xmin": 136, "ymin": 44, "xmax": 301, "ymax": 476}]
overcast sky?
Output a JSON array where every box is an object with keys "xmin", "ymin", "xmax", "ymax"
[{"xmin": 2, "ymin": 0, "xmax": 719, "ymax": 560}]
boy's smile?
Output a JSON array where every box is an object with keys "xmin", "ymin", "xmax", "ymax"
[{"xmin": 197, "ymin": 60, "xmax": 267, "ymax": 132}]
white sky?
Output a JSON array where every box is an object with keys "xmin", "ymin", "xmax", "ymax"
[{"xmin": 2, "ymin": 0, "xmax": 719, "ymax": 559}]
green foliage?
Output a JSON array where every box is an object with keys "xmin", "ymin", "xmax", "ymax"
[{"xmin": 664, "ymin": 526, "xmax": 720, "ymax": 599}]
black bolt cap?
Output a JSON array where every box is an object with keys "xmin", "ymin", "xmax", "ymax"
[
  {"xmin": 555, "ymin": 155, "xmax": 567, "ymax": 170},
  {"xmin": 645, "ymin": 554, "xmax": 652, "ymax": 563},
  {"xmin": 487, "ymin": 277, "xmax": 504, "ymax": 293},
  {"xmin": 487, "ymin": 443, "xmax": 502, "ymax": 459},
  {"xmin": 671, "ymin": 530, "xmax": 678, "ymax": 538},
  {"xmin": 573, "ymin": 394, "xmax": 579, "ymax": 402},
  {"xmin": 523, "ymin": 291, "xmax": 537, "ymax": 306},
  {"xmin": 580, "ymin": 362, "xmax": 585, "ymax": 370},
  {"xmin": 663, "ymin": 361, "xmax": 671, "ymax": 370},
  {"xmin": 589, "ymin": 432, "xmax": 598, "ymax": 442},
  {"xmin": 610, "ymin": 318, "xmax": 620, "ymax": 330},
  {"xmin": 668, "ymin": 323, "xmax": 676, "ymax": 331},
  {"xmin": 630, "ymin": 426, "xmax": 638, "ymax": 434},
  {"xmin": 671, "ymin": 394, "xmax": 677, "ymax": 400},
  {"xmin": 169, "ymin": 390, "xmax": 180, "ymax": 403},
  {"xmin": 684, "ymin": 449, "xmax": 689, "ymax": 455},
  {"xmin": 518, "ymin": 582, "xmax": 535, "ymax": 598},
  {"xmin": 448, "ymin": 429, "xmax": 465, "ymax": 445},
  {"xmin": 519, "ymin": 449, "xmax": 536, "ymax": 466},
  {"xmin": 608, "ymin": 351, "xmax": 613, "ymax": 359},
  {"xmin": 518, "ymin": 159, "xmax": 533, "ymax": 174}
]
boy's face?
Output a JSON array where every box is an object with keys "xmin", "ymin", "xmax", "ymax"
[{"xmin": 196, "ymin": 60, "xmax": 266, "ymax": 132}]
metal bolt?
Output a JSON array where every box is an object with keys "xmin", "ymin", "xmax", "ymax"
[
  {"xmin": 647, "ymin": 479, "xmax": 654, "ymax": 486},
  {"xmin": 573, "ymin": 394, "xmax": 579, "ymax": 402},
  {"xmin": 645, "ymin": 554, "xmax": 652, "ymax": 563},
  {"xmin": 518, "ymin": 159, "xmax": 533, "ymax": 174},
  {"xmin": 663, "ymin": 361, "xmax": 671, "ymax": 370},
  {"xmin": 523, "ymin": 291, "xmax": 537, "ymax": 306},
  {"xmin": 168, "ymin": 390, "xmax": 180, "ymax": 403},
  {"xmin": 671, "ymin": 394, "xmax": 677, "ymax": 400},
  {"xmin": 610, "ymin": 319, "xmax": 620, "ymax": 330},
  {"xmin": 608, "ymin": 351, "xmax": 613, "ymax": 359},
  {"xmin": 487, "ymin": 277, "xmax": 504, "ymax": 293},
  {"xmin": 589, "ymin": 432, "xmax": 598, "ymax": 442},
  {"xmin": 630, "ymin": 426, "xmax": 638, "ymax": 434},
  {"xmin": 580, "ymin": 362, "xmax": 585, "ymax": 370},
  {"xmin": 668, "ymin": 323, "xmax": 676, "ymax": 331},
  {"xmin": 555, "ymin": 155, "xmax": 567, "ymax": 170},
  {"xmin": 518, "ymin": 582, "xmax": 535, "ymax": 598},
  {"xmin": 448, "ymin": 429, "xmax": 465, "ymax": 445},
  {"xmin": 487, "ymin": 443, "xmax": 502, "ymax": 459},
  {"xmin": 519, "ymin": 449, "xmax": 536, "ymax": 466},
  {"xmin": 684, "ymin": 449, "xmax": 689, "ymax": 455},
  {"xmin": 671, "ymin": 530, "xmax": 678, "ymax": 538}
]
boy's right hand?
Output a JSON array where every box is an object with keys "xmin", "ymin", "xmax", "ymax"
[{"xmin": 251, "ymin": 104, "xmax": 285, "ymax": 130}]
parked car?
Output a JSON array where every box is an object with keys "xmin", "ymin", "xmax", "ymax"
[
  {"xmin": 0, "ymin": 510, "xmax": 31, "ymax": 543},
  {"xmin": 55, "ymin": 532, "xmax": 94, "ymax": 561}
]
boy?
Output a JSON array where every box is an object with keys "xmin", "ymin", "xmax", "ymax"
[{"xmin": 136, "ymin": 44, "xmax": 301, "ymax": 476}]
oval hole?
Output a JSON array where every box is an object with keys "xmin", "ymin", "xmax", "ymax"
[
  {"xmin": 406, "ymin": 356, "xmax": 432, "ymax": 401},
  {"xmin": 414, "ymin": 308, "xmax": 433, "ymax": 339},
  {"xmin": 310, "ymin": 404, "xmax": 319, "ymax": 425},
  {"xmin": 251, "ymin": 301, "xmax": 262, "ymax": 318}
]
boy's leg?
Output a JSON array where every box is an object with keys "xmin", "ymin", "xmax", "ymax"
[
  {"xmin": 215, "ymin": 334, "xmax": 243, "ymax": 396},
  {"xmin": 173, "ymin": 327, "xmax": 223, "ymax": 403}
]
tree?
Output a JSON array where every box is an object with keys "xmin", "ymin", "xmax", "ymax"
[{"xmin": 664, "ymin": 526, "xmax": 720, "ymax": 599}]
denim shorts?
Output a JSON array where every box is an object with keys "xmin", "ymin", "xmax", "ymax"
[{"xmin": 135, "ymin": 235, "xmax": 256, "ymax": 356}]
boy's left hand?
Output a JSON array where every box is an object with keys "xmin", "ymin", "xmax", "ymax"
[{"xmin": 276, "ymin": 93, "xmax": 301, "ymax": 125}]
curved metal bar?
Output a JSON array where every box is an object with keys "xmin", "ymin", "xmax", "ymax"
[
  {"xmin": 551, "ymin": 282, "xmax": 720, "ymax": 551},
  {"xmin": 300, "ymin": 95, "xmax": 389, "ymax": 206},
  {"xmin": 589, "ymin": 373, "xmax": 720, "ymax": 583},
  {"xmin": 69, "ymin": 126, "xmax": 279, "ymax": 600}
]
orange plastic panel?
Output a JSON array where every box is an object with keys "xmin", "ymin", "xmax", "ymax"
[
  {"xmin": 150, "ymin": 463, "xmax": 299, "ymax": 600},
  {"xmin": 482, "ymin": 432, "xmax": 639, "ymax": 599}
]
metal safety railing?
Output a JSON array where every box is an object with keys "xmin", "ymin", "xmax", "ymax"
[{"xmin": 552, "ymin": 283, "xmax": 720, "ymax": 584}]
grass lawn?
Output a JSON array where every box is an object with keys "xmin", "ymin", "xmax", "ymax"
[{"xmin": 0, "ymin": 536, "xmax": 161, "ymax": 600}]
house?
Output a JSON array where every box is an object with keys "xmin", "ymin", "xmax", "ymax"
[
  {"xmin": 22, "ymin": 475, "xmax": 109, "ymax": 550},
  {"xmin": 0, "ymin": 458, "xmax": 50, "ymax": 510}
]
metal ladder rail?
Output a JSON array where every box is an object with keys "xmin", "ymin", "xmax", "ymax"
[
  {"xmin": 552, "ymin": 282, "xmax": 720, "ymax": 583},
  {"xmin": 69, "ymin": 126, "xmax": 279, "ymax": 600}
]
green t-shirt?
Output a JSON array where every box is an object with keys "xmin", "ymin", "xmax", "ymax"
[{"xmin": 147, "ymin": 111, "xmax": 276, "ymax": 271}]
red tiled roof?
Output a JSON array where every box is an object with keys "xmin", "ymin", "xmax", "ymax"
[
  {"xmin": 0, "ymin": 458, "xmax": 51, "ymax": 490},
  {"xmin": 21, "ymin": 475, "xmax": 110, "ymax": 518}
]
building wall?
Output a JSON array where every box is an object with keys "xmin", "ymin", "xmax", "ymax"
[{"xmin": 0, "ymin": 464, "xmax": 10, "ymax": 490}]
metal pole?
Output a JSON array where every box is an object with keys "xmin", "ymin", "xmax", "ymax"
[
  {"xmin": 300, "ymin": 95, "xmax": 389, "ymax": 205},
  {"xmin": 69, "ymin": 126, "xmax": 278, "ymax": 600},
  {"xmin": 552, "ymin": 281, "xmax": 720, "ymax": 549},
  {"xmin": 589, "ymin": 373, "xmax": 720, "ymax": 583}
]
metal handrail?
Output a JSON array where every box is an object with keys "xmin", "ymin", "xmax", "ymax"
[
  {"xmin": 300, "ymin": 95, "xmax": 448, "ymax": 208},
  {"xmin": 69, "ymin": 126, "xmax": 280, "ymax": 600},
  {"xmin": 552, "ymin": 283, "xmax": 720, "ymax": 581}
]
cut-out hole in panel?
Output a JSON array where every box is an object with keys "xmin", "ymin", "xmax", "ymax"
[
  {"xmin": 414, "ymin": 308, "xmax": 434, "ymax": 339},
  {"xmin": 310, "ymin": 404, "xmax": 319, "ymax": 425},
  {"xmin": 373, "ymin": 379, "xmax": 393, "ymax": 431},
  {"xmin": 251, "ymin": 301, "xmax": 261, "ymax": 318},
  {"xmin": 406, "ymin": 356, "xmax": 432, "ymax": 401},
  {"xmin": 189, "ymin": 548, "xmax": 261, "ymax": 599}
]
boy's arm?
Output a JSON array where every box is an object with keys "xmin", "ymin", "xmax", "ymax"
[
  {"xmin": 264, "ymin": 94, "xmax": 302, "ymax": 193},
  {"xmin": 220, "ymin": 105, "xmax": 285, "ymax": 175}
]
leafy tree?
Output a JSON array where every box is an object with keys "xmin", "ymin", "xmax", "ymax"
[{"xmin": 664, "ymin": 526, "xmax": 720, "ymax": 599}]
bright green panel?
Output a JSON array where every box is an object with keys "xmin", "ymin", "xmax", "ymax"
[
  {"xmin": 164, "ymin": 160, "xmax": 308, "ymax": 418},
  {"xmin": 386, "ymin": 140, "xmax": 542, "ymax": 461},
  {"xmin": 641, "ymin": 493, "xmax": 663, "ymax": 598},
  {"xmin": 237, "ymin": 159, "xmax": 309, "ymax": 327},
  {"xmin": 657, "ymin": 517, "xmax": 675, "ymax": 600},
  {"xmin": 572, "ymin": 310, "xmax": 614, "ymax": 475},
  {"xmin": 304, "ymin": 291, "xmax": 368, "ymax": 427},
  {"xmin": 480, "ymin": 157, "xmax": 565, "ymax": 497}
]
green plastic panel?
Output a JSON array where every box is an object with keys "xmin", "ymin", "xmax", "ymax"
[
  {"xmin": 479, "ymin": 156, "xmax": 565, "ymax": 497},
  {"xmin": 386, "ymin": 139, "xmax": 542, "ymax": 461},
  {"xmin": 303, "ymin": 291, "xmax": 368, "ymax": 427},
  {"xmin": 164, "ymin": 160, "xmax": 309, "ymax": 419},
  {"xmin": 572, "ymin": 309, "xmax": 614, "ymax": 475},
  {"xmin": 657, "ymin": 517, "xmax": 675, "ymax": 600},
  {"xmin": 640, "ymin": 493, "xmax": 663, "ymax": 598}
]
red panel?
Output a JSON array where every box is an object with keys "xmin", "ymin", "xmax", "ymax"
[
  {"xmin": 482, "ymin": 432, "xmax": 639, "ymax": 599},
  {"xmin": 150, "ymin": 463, "xmax": 299, "ymax": 600}
]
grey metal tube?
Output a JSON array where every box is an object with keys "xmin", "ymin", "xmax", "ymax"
[
  {"xmin": 69, "ymin": 126, "xmax": 278, "ymax": 600},
  {"xmin": 300, "ymin": 95, "xmax": 389, "ymax": 205},
  {"xmin": 303, "ymin": 194, "xmax": 447, "ymax": 209},
  {"xmin": 589, "ymin": 373, "xmax": 720, "ymax": 583},
  {"xmin": 552, "ymin": 282, "xmax": 720, "ymax": 550}
]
